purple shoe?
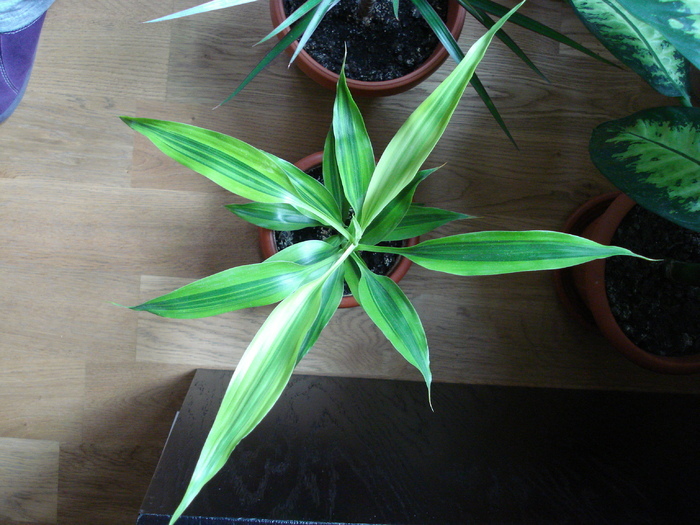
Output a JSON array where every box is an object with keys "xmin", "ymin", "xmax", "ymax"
[{"xmin": 0, "ymin": 13, "xmax": 46, "ymax": 123}]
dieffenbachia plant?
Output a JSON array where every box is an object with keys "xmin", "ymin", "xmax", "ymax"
[
  {"xmin": 589, "ymin": 106, "xmax": 700, "ymax": 284},
  {"xmin": 148, "ymin": 0, "xmax": 611, "ymax": 143},
  {"xmin": 568, "ymin": 0, "xmax": 699, "ymax": 107},
  {"xmin": 123, "ymin": 4, "xmax": 641, "ymax": 522}
]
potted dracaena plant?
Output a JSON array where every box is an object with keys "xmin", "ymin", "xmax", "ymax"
[
  {"xmin": 148, "ymin": 0, "xmax": 611, "ymax": 143},
  {"xmin": 122, "ymin": 5, "xmax": 643, "ymax": 521},
  {"xmin": 556, "ymin": 0, "xmax": 700, "ymax": 372}
]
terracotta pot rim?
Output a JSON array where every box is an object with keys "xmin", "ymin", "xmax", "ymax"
[
  {"xmin": 258, "ymin": 151, "xmax": 418, "ymax": 308},
  {"xmin": 269, "ymin": 0, "xmax": 467, "ymax": 96},
  {"xmin": 557, "ymin": 192, "xmax": 700, "ymax": 374}
]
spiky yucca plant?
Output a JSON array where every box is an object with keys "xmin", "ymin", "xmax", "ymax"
[{"xmin": 123, "ymin": 4, "xmax": 642, "ymax": 521}]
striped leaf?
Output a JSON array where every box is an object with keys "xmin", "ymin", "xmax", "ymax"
[
  {"xmin": 358, "ymin": 231, "xmax": 645, "ymax": 275},
  {"xmin": 359, "ymin": 2, "xmax": 525, "ymax": 229},
  {"xmin": 226, "ymin": 202, "xmax": 322, "ymax": 230},
  {"xmin": 616, "ymin": 0, "xmax": 700, "ymax": 70},
  {"xmin": 568, "ymin": 0, "xmax": 691, "ymax": 99},
  {"xmin": 169, "ymin": 278, "xmax": 324, "ymax": 524},
  {"xmin": 352, "ymin": 256, "xmax": 431, "ymax": 395},
  {"xmin": 333, "ymin": 65, "xmax": 375, "ymax": 217},
  {"xmin": 322, "ymin": 128, "xmax": 350, "ymax": 218},
  {"xmin": 590, "ymin": 106, "xmax": 700, "ymax": 233},
  {"xmin": 382, "ymin": 204, "xmax": 473, "ymax": 241},
  {"xmin": 290, "ymin": 0, "xmax": 341, "ymax": 64}
]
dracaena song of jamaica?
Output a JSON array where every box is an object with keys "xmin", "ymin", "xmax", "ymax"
[{"xmin": 121, "ymin": 3, "xmax": 642, "ymax": 522}]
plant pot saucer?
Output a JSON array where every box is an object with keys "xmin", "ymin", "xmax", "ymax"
[
  {"xmin": 269, "ymin": 0, "xmax": 466, "ymax": 97},
  {"xmin": 553, "ymin": 192, "xmax": 620, "ymax": 330},
  {"xmin": 258, "ymin": 151, "xmax": 418, "ymax": 308}
]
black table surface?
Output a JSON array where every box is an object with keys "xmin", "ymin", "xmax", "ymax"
[{"xmin": 138, "ymin": 370, "xmax": 700, "ymax": 524}]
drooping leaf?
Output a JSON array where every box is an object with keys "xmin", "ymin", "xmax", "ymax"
[
  {"xmin": 351, "ymin": 256, "xmax": 431, "ymax": 396},
  {"xmin": 382, "ymin": 205, "xmax": 473, "ymax": 241},
  {"xmin": 568, "ymin": 0, "xmax": 691, "ymax": 99},
  {"xmin": 169, "ymin": 278, "xmax": 324, "ymax": 524},
  {"xmin": 616, "ymin": 0, "xmax": 700, "ymax": 71},
  {"xmin": 358, "ymin": 230, "xmax": 646, "ymax": 275},
  {"xmin": 590, "ymin": 106, "xmax": 700, "ymax": 233},
  {"xmin": 146, "ymin": 0, "xmax": 257, "ymax": 23},
  {"xmin": 333, "ymin": 64, "xmax": 375, "ymax": 216},
  {"xmin": 226, "ymin": 202, "xmax": 322, "ymax": 230},
  {"xmin": 359, "ymin": 2, "xmax": 525, "ymax": 229}
]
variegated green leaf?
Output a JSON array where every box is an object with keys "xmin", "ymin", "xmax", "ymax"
[
  {"xmin": 359, "ymin": 2, "xmax": 525, "ymax": 229},
  {"xmin": 323, "ymin": 129, "xmax": 350, "ymax": 218},
  {"xmin": 120, "ymin": 118, "xmax": 297, "ymax": 204},
  {"xmin": 382, "ymin": 205, "xmax": 473, "ymax": 241},
  {"xmin": 359, "ymin": 231, "xmax": 645, "ymax": 275},
  {"xmin": 226, "ymin": 202, "xmax": 322, "ymax": 230},
  {"xmin": 268, "ymin": 239, "xmax": 342, "ymax": 266},
  {"xmin": 352, "ymin": 256, "xmax": 431, "ymax": 395},
  {"xmin": 147, "ymin": 0, "xmax": 256, "ymax": 23},
  {"xmin": 568, "ymin": 0, "xmax": 691, "ymax": 99},
  {"xmin": 361, "ymin": 167, "xmax": 439, "ymax": 245},
  {"xmin": 590, "ymin": 106, "xmax": 700, "ymax": 232},
  {"xmin": 333, "ymin": 65, "xmax": 375, "ymax": 217},
  {"xmin": 169, "ymin": 278, "xmax": 324, "ymax": 524},
  {"xmin": 297, "ymin": 267, "xmax": 344, "ymax": 363},
  {"xmin": 129, "ymin": 260, "xmax": 323, "ymax": 318},
  {"xmin": 256, "ymin": 0, "xmax": 323, "ymax": 45},
  {"xmin": 616, "ymin": 0, "xmax": 700, "ymax": 70}
]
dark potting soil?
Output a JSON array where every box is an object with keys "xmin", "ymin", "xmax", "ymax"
[
  {"xmin": 274, "ymin": 166, "xmax": 404, "ymax": 296},
  {"xmin": 606, "ymin": 205, "xmax": 700, "ymax": 357},
  {"xmin": 283, "ymin": 0, "xmax": 448, "ymax": 82}
]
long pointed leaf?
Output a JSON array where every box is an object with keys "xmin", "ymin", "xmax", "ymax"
[
  {"xmin": 359, "ymin": 230, "xmax": 646, "ymax": 275},
  {"xmin": 147, "ymin": 0, "xmax": 257, "ymax": 23},
  {"xmin": 290, "ymin": 0, "xmax": 341, "ymax": 64},
  {"xmin": 120, "ymin": 117, "xmax": 298, "ymax": 204},
  {"xmin": 352, "ymin": 256, "xmax": 431, "ymax": 395},
  {"xmin": 323, "ymin": 129, "xmax": 350, "ymax": 218},
  {"xmin": 333, "ymin": 64, "xmax": 375, "ymax": 216},
  {"xmin": 590, "ymin": 106, "xmax": 700, "ymax": 233},
  {"xmin": 256, "ymin": 0, "xmax": 323, "ymax": 45},
  {"xmin": 568, "ymin": 0, "xmax": 690, "ymax": 99},
  {"xmin": 169, "ymin": 278, "xmax": 324, "ymax": 524},
  {"xmin": 360, "ymin": 2, "xmax": 525, "ymax": 229}
]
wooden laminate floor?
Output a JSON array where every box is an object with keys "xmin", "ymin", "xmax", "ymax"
[{"xmin": 1, "ymin": 0, "xmax": 697, "ymax": 523}]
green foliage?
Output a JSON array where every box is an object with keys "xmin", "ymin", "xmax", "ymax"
[
  {"xmin": 124, "ymin": 5, "xmax": 643, "ymax": 522},
  {"xmin": 590, "ymin": 106, "xmax": 700, "ymax": 233},
  {"xmin": 568, "ymin": 0, "xmax": 696, "ymax": 103},
  {"xmin": 149, "ymin": 0, "xmax": 609, "ymax": 140}
]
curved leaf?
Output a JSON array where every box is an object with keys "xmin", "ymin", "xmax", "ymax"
[
  {"xmin": 616, "ymin": 0, "xmax": 700, "ymax": 70},
  {"xmin": 359, "ymin": 231, "xmax": 645, "ymax": 275},
  {"xmin": 352, "ymin": 256, "xmax": 431, "ymax": 396},
  {"xmin": 226, "ymin": 202, "xmax": 322, "ymax": 230},
  {"xmin": 290, "ymin": 0, "xmax": 341, "ymax": 64},
  {"xmin": 590, "ymin": 106, "xmax": 700, "ymax": 232},
  {"xmin": 169, "ymin": 278, "xmax": 324, "ymax": 524},
  {"xmin": 360, "ymin": 2, "xmax": 525, "ymax": 229},
  {"xmin": 568, "ymin": 0, "xmax": 690, "ymax": 99}
]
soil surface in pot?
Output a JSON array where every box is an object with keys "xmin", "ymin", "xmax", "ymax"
[
  {"xmin": 274, "ymin": 166, "xmax": 404, "ymax": 295},
  {"xmin": 283, "ymin": 0, "xmax": 448, "ymax": 81},
  {"xmin": 606, "ymin": 205, "xmax": 700, "ymax": 357}
]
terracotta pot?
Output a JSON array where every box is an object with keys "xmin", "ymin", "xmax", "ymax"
[
  {"xmin": 554, "ymin": 192, "xmax": 700, "ymax": 374},
  {"xmin": 258, "ymin": 151, "xmax": 419, "ymax": 308},
  {"xmin": 269, "ymin": 0, "xmax": 466, "ymax": 96}
]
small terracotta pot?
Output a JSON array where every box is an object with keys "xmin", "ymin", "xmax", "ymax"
[
  {"xmin": 269, "ymin": 0, "xmax": 466, "ymax": 97},
  {"xmin": 555, "ymin": 192, "xmax": 700, "ymax": 374},
  {"xmin": 258, "ymin": 151, "xmax": 418, "ymax": 308}
]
